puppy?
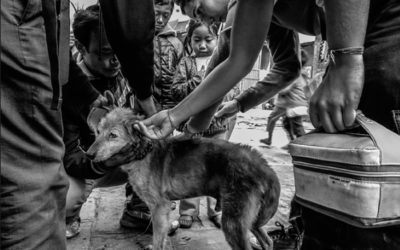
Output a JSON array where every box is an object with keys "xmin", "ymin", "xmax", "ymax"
[{"xmin": 86, "ymin": 107, "xmax": 280, "ymax": 250}]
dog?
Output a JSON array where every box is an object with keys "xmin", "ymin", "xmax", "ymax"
[{"xmin": 86, "ymin": 107, "xmax": 280, "ymax": 250}]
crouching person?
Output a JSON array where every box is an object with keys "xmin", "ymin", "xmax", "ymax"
[{"xmin": 63, "ymin": 5, "xmax": 137, "ymax": 238}]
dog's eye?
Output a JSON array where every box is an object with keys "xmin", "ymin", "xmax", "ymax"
[{"xmin": 109, "ymin": 132, "xmax": 118, "ymax": 139}]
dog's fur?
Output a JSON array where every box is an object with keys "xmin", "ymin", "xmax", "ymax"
[{"xmin": 87, "ymin": 108, "xmax": 280, "ymax": 250}]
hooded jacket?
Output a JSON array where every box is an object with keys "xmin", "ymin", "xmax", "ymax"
[{"xmin": 153, "ymin": 24, "xmax": 184, "ymax": 110}]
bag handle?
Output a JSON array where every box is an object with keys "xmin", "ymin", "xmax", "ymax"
[{"xmin": 355, "ymin": 112, "xmax": 400, "ymax": 165}]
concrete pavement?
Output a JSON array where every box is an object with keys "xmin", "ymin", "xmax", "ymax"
[{"xmin": 67, "ymin": 109, "xmax": 308, "ymax": 250}]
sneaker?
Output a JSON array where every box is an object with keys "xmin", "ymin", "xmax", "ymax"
[
  {"xmin": 260, "ymin": 138, "xmax": 272, "ymax": 146},
  {"xmin": 66, "ymin": 217, "xmax": 81, "ymax": 239}
]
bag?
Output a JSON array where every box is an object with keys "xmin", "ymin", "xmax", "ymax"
[{"xmin": 289, "ymin": 113, "xmax": 400, "ymax": 228}]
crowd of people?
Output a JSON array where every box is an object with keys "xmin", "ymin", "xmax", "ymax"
[{"xmin": 1, "ymin": 0, "xmax": 400, "ymax": 249}]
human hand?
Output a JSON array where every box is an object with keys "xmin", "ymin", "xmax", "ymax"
[
  {"xmin": 215, "ymin": 100, "xmax": 240, "ymax": 119},
  {"xmin": 137, "ymin": 96, "xmax": 157, "ymax": 117},
  {"xmin": 309, "ymin": 55, "xmax": 364, "ymax": 133},
  {"xmin": 134, "ymin": 109, "xmax": 176, "ymax": 139}
]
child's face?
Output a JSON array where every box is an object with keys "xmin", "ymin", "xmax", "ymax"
[
  {"xmin": 183, "ymin": 0, "xmax": 229, "ymax": 25},
  {"xmin": 81, "ymin": 30, "xmax": 121, "ymax": 78},
  {"xmin": 155, "ymin": 4, "xmax": 173, "ymax": 34},
  {"xmin": 191, "ymin": 25, "xmax": 217, "ymax": 57}
]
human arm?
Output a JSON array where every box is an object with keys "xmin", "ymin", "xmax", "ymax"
[
  {"xmin": 309, "ymin": 0, "xmax": 369, "ymax": 132},
  {"xmin": 139, "ymin": 0, "xmax": 275, "ymax": 139},
  {"xmin": 215, "ymin": 23, "xmax": 301, "ymax": 119},
  {"xmin": 99, "ymin": 0, "xmax": 156, "ymax": 117},
  {"xmin": 186, "ymin": 4, "xmax": 236, "ymax": 132}
]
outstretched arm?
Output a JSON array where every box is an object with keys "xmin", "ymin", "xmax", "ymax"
[
  {"xmin": 139, "ymin": 0, "xmax": 275, "ymax": 139},
  {"xmin": 309, "ymin": 0, "xmax": 370, "ymax": 132},
  {"xmin": 187, "ymin": 13, "xmax": 234, "ymax": 132},
  {"xmin": 171, "ymin": 0, "xmax": 275, "ymax": 125}
]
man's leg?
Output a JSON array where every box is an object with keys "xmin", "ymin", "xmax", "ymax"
[
  {"xmin": 65, "ymin": 176, "xmax": 95, "ymax": 239},
  {"xmin": 260, "ymin": 106, "xmax": 286, "ymax": 145},
  {"xmin": 1, "ymin": 1, "xmax": 68, "ymax": 248}
]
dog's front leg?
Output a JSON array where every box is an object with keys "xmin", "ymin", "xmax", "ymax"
[{"xmin": 151, "ymin": 201, "xmax": 171, "ymax": 250}]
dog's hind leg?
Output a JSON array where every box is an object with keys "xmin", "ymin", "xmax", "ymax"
[
  {"xmin": 251, "ymin": 227, "xmax": 273, "ymax": 250},
  {"xmin": 221, "ymin": 192, "xmax": 259, "ymax": 250},
  {"xmin": 151, "ymin": 201, "xmax": 171, "ymax": 250}
]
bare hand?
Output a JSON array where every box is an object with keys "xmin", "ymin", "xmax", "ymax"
[
  {"xmin": 215, "ymin": 100, "xmax": 240, "ymax": 119},
  {"xmin": 309, "ymin": 55, "xmax": 364, "ymax": 133},
  {"xmin": 134, "ymin": 110, "xmax": 175, "ymax": 139}
]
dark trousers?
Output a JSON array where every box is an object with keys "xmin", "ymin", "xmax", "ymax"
[
  {"xmin": 1, "ymin": 1, "xmax": 68, "ymax": 249},
  {"xmin": 283, "ymin": 116, "xmax": 306, "ymax": 141}
]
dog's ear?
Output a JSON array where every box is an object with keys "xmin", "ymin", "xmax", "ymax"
[{"xmin": 104, "ymin": 90, "xmax": 116, "ymax": 107}]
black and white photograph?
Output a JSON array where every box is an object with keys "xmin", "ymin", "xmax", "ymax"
[{"xmin": 1, "ymin": 0, "xmax": 400, "ymax": 249}]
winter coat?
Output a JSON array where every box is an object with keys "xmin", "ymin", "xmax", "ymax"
[{"xmin": 153, "ymin": 25, "xmax": 184, "ymax": 110}]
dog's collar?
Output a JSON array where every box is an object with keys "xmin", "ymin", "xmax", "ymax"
[{"xmin": 132, "ymin": 140, "xmax": 153, "ymax": 161}]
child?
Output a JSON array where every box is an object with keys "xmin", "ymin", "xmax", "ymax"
[{"xmin": 171, "ymin": 20, "xmax": 227, "ymax": 229}]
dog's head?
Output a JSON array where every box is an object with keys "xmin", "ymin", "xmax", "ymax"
[{"xmin": 86, "ymin": 107, "xmax": 152, "ymax": 163}]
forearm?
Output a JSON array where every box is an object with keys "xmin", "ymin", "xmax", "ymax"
[
  {"xmin": 236, "ymin": 69, "xmax": 299, "ymax": 112},
  {"xmin": 100, "ymin": 0, "xmax": 154, "ymax": 100},
  {"xmin": 236, "ymin": 25, "xmax": 301, "ymax": 112},
  {"xmin": 324, "ymin": 0, "xmax": 369, "ymax": 49},
  {"xmin": 177, "ymin": 0, "xmax": 274, "ymax": 127},
  {"xmin": 188, "ymin": 33, "xmax": 231, "ymax": 131}
]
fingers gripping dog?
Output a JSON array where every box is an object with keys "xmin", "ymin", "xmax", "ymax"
[{"xmin": 86, "ymin": 107, "xmax": 281, "ymax": 250}]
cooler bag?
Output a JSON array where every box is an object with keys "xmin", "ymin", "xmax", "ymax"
[{"xmin": 289, "ymin": 113, "xmax": 400, "ymax": 228}]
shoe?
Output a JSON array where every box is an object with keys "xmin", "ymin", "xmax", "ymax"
[
  {"xmin": 260, "ymin": 138, "xmax": 272, "ymax": 146},
  {"xmin": 179, "ymin": 215, "xmax": 194, "ymax": 228},
  {"xmin": 168, "ymin": 220, "xmax": 180, "ymax": 236},
  {"xmin": 66, "ymin": 217, "xmax": 81, "ymax": 239},
  {"xmin": 209, "ymin": 214, "xmax": 222, "ymax": 228}
]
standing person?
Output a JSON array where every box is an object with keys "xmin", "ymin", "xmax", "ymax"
[
  {"xmin": 119, "ymin": 0, "xmax": 184, "ymax": 230},
  {"xmin": 152, "ymin": 0, "xmax": 184, "ymax": 111},
  {"xmin": 64, "ymin": 5, "xmax": 136, "ymax": 239},
  {"xmin": 1, "ymin": 1, "xmax": 102, "ymax": 248},
  {"xmin": 1, "ymin": 0, "xmax": 157, "ymax": 248},
  {"xmin": 171, "ymin": 20, "xmax": 227, "ymax": 229},
  {"xmin": 137, "ymin": 0, "xmax": 400, "ymax": 249}
]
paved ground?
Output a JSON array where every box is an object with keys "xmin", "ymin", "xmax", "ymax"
[{"xmin": 67, "ymin": 109, "xmax": 313, "ymax": 250}]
